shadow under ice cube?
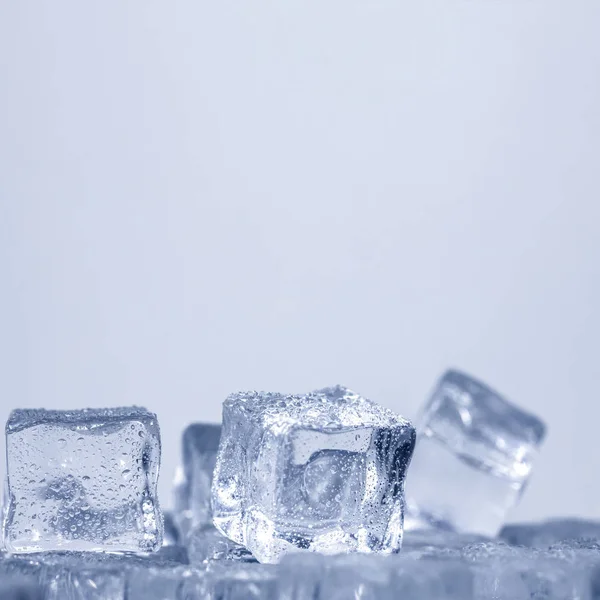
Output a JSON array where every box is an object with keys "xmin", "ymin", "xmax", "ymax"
[
  {"xmin": 3, "ymin": 407, "xmax": 163, "ymax": 553},
  {"xmin": 212, "ymin": 385, "xmax": 415, "ymax": 563},
  {"xmin": 405, "ymin": 370, "xmax": 546, "ymax": 537}
]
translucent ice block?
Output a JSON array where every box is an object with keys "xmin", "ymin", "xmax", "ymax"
[
  {"xmin": 393, "ymin": 557, "xmax": 474, "ymax": 600},
  {"xmin": 3, "ymin": 407, "xmax": 163, "ymax": 553},
  {"xmin": 173, "ymin": 423, "xmax": 221, "ymax": 536},
  {"xmin": 405, "ymin": 370, "xmax": 546, "ymax": 537},
  {"xmin": 278, "ymin": 553, "xmax": 395, "ymax": 600},
  {"xmin": 0, "ymin": 548, "xmax": 190, "ymax": 600},
  {"xmin": 203, "ymin": 563, "xmax": 279, "ymax": 600},
  {"xmin": 212, "ymin": 385, "xmax": 415, "ymax": 563},
  {"xmin": 500, "ymin": 519, "xmax": 600, "ymax": 548}
]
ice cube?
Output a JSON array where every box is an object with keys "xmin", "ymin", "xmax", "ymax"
[
  {"xmin": 1, "ymin": 548, "xmax": 190, "ymax": 600},
  {"xmin": 3, "ymin": 407, "xmax": 163, "ymax": 553},
  {"xmin": 202, "ymin": 563, "xmax": 278, "ymax": 600},
  {"xmin": 501, "ymin": 519, "xmax": 600, "ymax": 548},
  {"xmin": 316, "ymin": 554, "xmax": 395, "ymax": 600},
  {"xmin": 405, "ymin": 370, "xmax": 546, "ymax": 537},
  {"xmin": 401, "ymin": 528, "xmax": 487, "ymax": 560},
  {"xmin": 393, "ymin": 557, "xmax": 474, "ymax": 600},
  {"xmin": 125, "ymin": 565, "xmax": 204, "ymax": 600},
  {"xmin": 187, "ymin": 524, "xmax": 256, "ymax": 565},
  {"xmin": 278, "ymin": 553, "xmax": 395, "ymax": 600},
  {"xmin": 212, "ymin": 385, "xmax": 415, "ymax": 563},
  {"xmin": 173, "ymin": 424, "xmax": 221, "ymax": 536}
]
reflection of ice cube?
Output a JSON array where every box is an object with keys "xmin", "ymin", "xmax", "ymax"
[
  {"xmin": 212, "ymin": 385, "xmax": 415, "ymax": 563},
  {"xmin": 3, "ymin": 407, "xmax": 163, "ymax": 553},
  {"xmin": 173, "ymin": 424, "xmax": 221, "ymax": 537},
  {"xmin": 406, "ymin": 370, "xmax": 546, "ymax": 537}
]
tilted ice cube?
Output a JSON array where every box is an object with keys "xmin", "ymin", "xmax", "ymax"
[
  {"xmin": 212, "ymin": 385, "xmax": 416, "ymax": 563},
  {"xmin": 3, "ymin": 407, "xmax": 163, "ymax": 553},
  {"xmin": 187, "ymin": 524, "xmax": 256, "ymax": 565},
  {"xmin": 500, "ymin": 519, "xmax": 600, "ymax": 548},
  {"xmin": 173, "ymin": 424, "xmax": 221, "ymax": 536},
  {"xmin": 405, "ymin": 370, "xmax": 546, "ymax": 537}
]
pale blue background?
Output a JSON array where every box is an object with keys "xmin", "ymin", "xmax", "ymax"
[{"xmin": 1, "ymin": 1, "xmax": 599, "ymax": 522}]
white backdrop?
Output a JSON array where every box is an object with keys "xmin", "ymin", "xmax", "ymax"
[{"xmin": 1, "ymin": 1, "xmax": 599, "ymax": 523}]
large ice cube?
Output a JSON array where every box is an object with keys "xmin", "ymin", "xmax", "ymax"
[
  {"xmin": 405, "ymin": 370, "xmax": 546, "ymax": 537},
  {"xmin": 173, "ymin": 423, "xmax": 221, "ymax": 536},
  {"xmin": 3, "ymin": 407, "xmax": 163, "ymax": 553},
  {"xmin": 212, "ymin": 385, "xmax": 416, "ymax": 563}
]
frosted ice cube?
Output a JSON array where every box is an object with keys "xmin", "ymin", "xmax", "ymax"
[
  {"xmin": 405, "ymin": 370, "xmax": 546, "ymax": 537},
  {"xmin": 3, "ymin": 407, "xmax": 163, "ymax": 553},
  {"xmin": 501, "ymin": 519, "xmax": 600, "ymax": 548},
  {"xmin": 212, "ymin": 385, "xmax": 415, "ymax": 563},
  {"xmin": 187, "ymin": 524, "xmax": 256, "ymax": 565},
  {"xmin": 173, "ymin": 424, "xmax": 221, "ymax": 536}
]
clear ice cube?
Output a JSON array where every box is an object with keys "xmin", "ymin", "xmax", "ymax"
[
  {"xmin": 405, "ymin": 370, "xmax": 546, "ymax": 537},
  {"xmin": 187, "ymin": 524, "xmax": 256, "ymax": 565},
  {"xmin": 3, "ymin": 407, "xmax": 164, "ymax": 553},
  {"xmin": 173, "ymin": 424, "xmax": 221, "ymax": 536},
  {"xmin": 212, "ymin": 385, "xmax": 415, "ymax": 563}
]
